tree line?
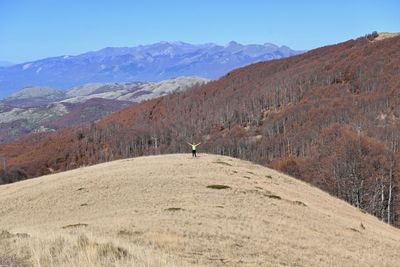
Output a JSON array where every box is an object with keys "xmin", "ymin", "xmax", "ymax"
[{"xmin": 1, "ymin": 33, "xmax": 400, "ymax": 226}]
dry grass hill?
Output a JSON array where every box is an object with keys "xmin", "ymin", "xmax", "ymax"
[
  {"xmin": 1, "ymin": 154, "xmax": 400, "ymax": 266},
  {"xmin": 3, "ymin": 33, "xmax": 400, "ymax": 228}
]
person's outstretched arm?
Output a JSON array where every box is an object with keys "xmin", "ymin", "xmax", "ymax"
[
  {"xmin": 196, "ymin": 143, "xmax": 201, "ymax": 146},
  {"xmin": 187, "ymin": 142, "xmax": 192, "ymax": 146}
]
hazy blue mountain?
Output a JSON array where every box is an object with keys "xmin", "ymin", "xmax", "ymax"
[
  {"xmin": 0, "ymin": 61, "xmax": 14, "ymax": 67},
  {"xmin": 0, "ymin": 41, "xmax": 302, "ymax": 99}
]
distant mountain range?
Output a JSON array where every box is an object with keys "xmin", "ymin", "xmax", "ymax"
[
  {"xmin": 0, "ymin": 76, "xmax": 208, "ymax": 143},
  {"xmin": 0, "ymin": 41, "xmax": 302, "ymax": 98},
  {"xmin": 2, "ymin": 32, "xmax": 400, "ymax": 227}
]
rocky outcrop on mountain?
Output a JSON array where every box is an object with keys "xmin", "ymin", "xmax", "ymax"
[
  {"xmin": 7, "ymin": 86, "xmax": 65, "ymax": 100},
  {"xmin": 62, "ymin": 76, "xmax": 209, "ymax": 103},
  {"xmin": 3, "ymin": 86, "xmax": 66, "ymax": 107}
]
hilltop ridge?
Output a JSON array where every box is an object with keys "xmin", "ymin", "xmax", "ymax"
[{"xmin": 0, "ymin": 154, "xmax": 399, "ymax": 266}]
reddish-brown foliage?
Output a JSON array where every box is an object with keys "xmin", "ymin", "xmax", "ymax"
[{"xmin": 1, "ymin": 34, "xmax": 400, "ymax": 226}]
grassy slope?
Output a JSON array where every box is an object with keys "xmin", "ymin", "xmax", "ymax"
[{"xmin": 0, "ymin": 153, "xmax": 400, "ymax": 266}]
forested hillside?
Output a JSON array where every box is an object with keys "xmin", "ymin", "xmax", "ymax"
[{"xmin": 1, "ymin": 33, "xmax": 400, "ymax": 226}]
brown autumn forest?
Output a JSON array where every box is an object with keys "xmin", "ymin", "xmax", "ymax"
[{"xmin": 1, "ymin": 33, "xmax": 400, "ymax": 226}]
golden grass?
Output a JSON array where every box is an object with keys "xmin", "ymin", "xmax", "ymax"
[
  {"xmin": 375, "ymin": 32, "xmax": 400, "ymax": 41},
  {"xmin": 0, "ymin": 231, "xmax": 178, "ymax": 266},
  {"xmin": 1, "ymin": 153, "xmax": 400, "ymax": 266}
]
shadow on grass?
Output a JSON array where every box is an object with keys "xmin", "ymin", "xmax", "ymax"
[
  {"xmin": 165, "ymin": 207, "xmax": 184, "ymax": 211},
  {"xmin": 207, "ymin": 184, "xmax": 231, "ymax": 190},
  {"xmin": 266, "ymin": 194, "xmax": 281, "ymax": 200},
  {"xmin": 292, "ymin": 200, "xmax": 307, "ymax": 207},
  {"xmin": 213, "ymin": 161, "xmax": 232, "ymax": 166},
  {"xmin": 62, "ymin": 223, "xmax": 88, "ymax": 229}
]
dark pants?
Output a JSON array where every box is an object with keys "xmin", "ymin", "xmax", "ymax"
[{"xmin": 192, "ymin": 150, "xmax": 197, "ymax": 157}]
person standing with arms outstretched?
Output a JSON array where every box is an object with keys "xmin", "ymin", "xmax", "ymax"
[{"xmin": 187, "ymin": 142, "xmax": 201, "ymax": 157}]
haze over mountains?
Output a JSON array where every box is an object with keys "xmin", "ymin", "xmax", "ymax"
[
  {"xmin": 0, "ymin": 41, "xmax": 301, "ymax": 98},
  {"xmin": 2, "ymin": 32, "xmax": 400, "ymax": 228},
  {"xmin": 0, "ymin": 61, "xmax": 14, "ymax": 67},
  {"xmin": 0, "ymin": 40, "xmax": 297, "ymax": 142}
]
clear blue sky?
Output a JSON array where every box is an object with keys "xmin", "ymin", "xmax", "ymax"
[{"xmin": 1, "ymin": 0, "xmax": 399, "ymax": 63}]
